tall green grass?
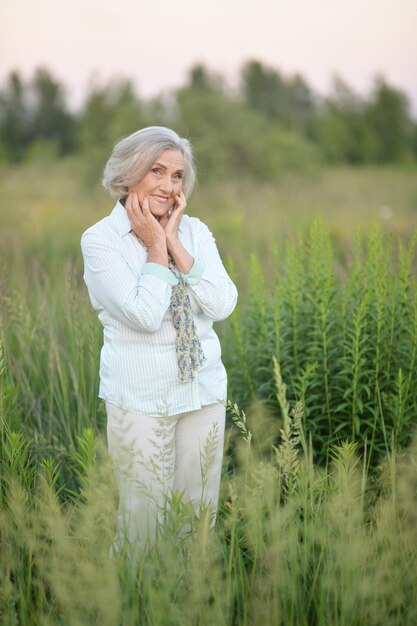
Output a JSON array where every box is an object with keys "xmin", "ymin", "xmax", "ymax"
[
  {"xmin": 1, "ymin": 218, "xmax": 416, "ymax": 489},
  {"xmin": 0, "ymin": 263, "xmax": 103, "ymax": 496},
  {"xmin": 1, "ymin": 354, "xmax": 417, "ymax": 625},
  {"xmin": 1, "ymin": 162, "xmax": 417, "ymax": 623},
  {"xmin": 224, "ymin": 219, "xmax": 417, "ymax": 470}
]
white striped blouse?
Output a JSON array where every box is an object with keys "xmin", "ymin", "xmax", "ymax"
[{"xmin": 81, "ymin": 201, "xmax": 238, "ymax": 417}]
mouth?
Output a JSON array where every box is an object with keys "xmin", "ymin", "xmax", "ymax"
[{"xmin": 151, "ymin": 194, "xmax": 170, "ymax": 205}]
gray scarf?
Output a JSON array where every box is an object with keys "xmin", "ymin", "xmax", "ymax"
[{"xmin": 132, "ymin": 231, "xmax": 206, "ymax": 383}]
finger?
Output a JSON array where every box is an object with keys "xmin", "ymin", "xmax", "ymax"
[
  {"xmin": 125, "ymin": 192, "xmax": 133, "ymax": 213},
  {"xmin": 125, "ymin": 196, "xmax": 135, "ymax": 226},
  {"xmin": 177, "ymin": 190, "xmax": 186, "ymax": 207},
  {"xmin": 131, "ymin": 192, "xmax": 140, "ymax": 215},
  {"xmin": 175, "ymin": 194, "xmax": 186, "ymax": 211},
  {"xmin": 141, "ymin": 194, "xmax": 151, "ymax": 213},
  {"xmin": 125, "ymin": 193, "xmax": 144, "ymax": 235}
]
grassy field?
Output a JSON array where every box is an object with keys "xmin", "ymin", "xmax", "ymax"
[
  {"xmin": 2, "ymin": 158, "xmax": 417, "ymax": 275},
  {"xmin": 1, "ymin": 160, "xmax": 417, "ymax": 625}
]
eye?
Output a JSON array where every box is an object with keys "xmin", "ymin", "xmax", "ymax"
[
  {"xmin": 152, "ymin": 168, "xmax": 161, "ymax": 175},
  {"xmin": 173, "ymin": 173, "xmax": 183, "ymax": 180}
]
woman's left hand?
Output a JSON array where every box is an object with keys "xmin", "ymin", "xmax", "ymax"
[{"xmin": 160, "ymin": 191, "xmax": 186, "ymax": 249}]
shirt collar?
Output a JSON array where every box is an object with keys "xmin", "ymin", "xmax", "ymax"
[
  {"xmin": 110, "ymin": 200, "xmax": 132, "ymax": 237},
  {"xmin": 110, "ymin": 198, "xmax": 184, "ymax": 236}
]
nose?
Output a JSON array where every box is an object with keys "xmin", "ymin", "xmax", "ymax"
[{"xmin": 159, "ymin": 174, "xmax": 173, "ymax": 194}]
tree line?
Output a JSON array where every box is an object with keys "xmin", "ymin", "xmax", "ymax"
[{"xmin": 1, "ymin": 62, "xmax": 416, "ymax": 182}]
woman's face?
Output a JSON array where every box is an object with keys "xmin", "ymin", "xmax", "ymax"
[{"xmin": 128, "ymin": 149, "xmax": 185, "ymax": 220}]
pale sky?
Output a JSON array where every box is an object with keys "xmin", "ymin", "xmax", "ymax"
[{"xmin": 1, "ymin": 0, "xmax": 416, "ymax": 114}]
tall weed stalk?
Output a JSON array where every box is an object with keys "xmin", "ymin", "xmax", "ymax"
[{"xmin": 226, "ymin": 218, "xmax": 417, "ymax": 469}]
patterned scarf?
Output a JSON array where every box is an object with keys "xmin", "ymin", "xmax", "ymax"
[{"xmin": 132, "ymin": 231, "xmax": 206, "ymax": 383}]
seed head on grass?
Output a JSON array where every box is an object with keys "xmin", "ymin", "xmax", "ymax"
[
  {"xmin": 272, "ymin": 356, "xmax": 304, "ymax": 496},
  {"xmin": 225, "ymin": 400, "xmax": 252, "ymax": 444}
]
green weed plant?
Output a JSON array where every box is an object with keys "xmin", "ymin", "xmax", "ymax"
[
  {"xmin": 1, "ymin": 163, "xmax": 417, "ymax": 623},
  {"xmin": 1, "ymin": 354, "xmax": 417, "ymax": 625},
  {"xmin": 225, "ymin": 219, "xmax": 417, "ymax": 470}
]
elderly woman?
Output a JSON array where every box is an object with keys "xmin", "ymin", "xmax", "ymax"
[{"xmin": 81, "ymin": 126, "xmax": 238, "ymax": 553}]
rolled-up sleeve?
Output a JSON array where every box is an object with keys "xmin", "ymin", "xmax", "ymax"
[
  {"xmin": 180, "ymin": 224, "xmax": 238, "ymax": 321},
  {"xmin": 143, "ymin": 262, "xmax": 179, "ymax": 285},
  {"xmin": 81, "ymin": 232, "xmax": 176, "ymax": 332}
]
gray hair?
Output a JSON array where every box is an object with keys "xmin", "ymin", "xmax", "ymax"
[{"xmin": 102, "ymin": 126, "xmax": 196, "ymax": 201}]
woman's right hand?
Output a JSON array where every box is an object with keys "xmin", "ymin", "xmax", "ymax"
[{"xmin": 125, "ymin": 192, "xmax": 166, "ymax": 249}]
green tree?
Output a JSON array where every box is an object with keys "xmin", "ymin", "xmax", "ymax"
[
  {"xmin": 187, "ymin": 63, "xmax": 224, "ymax": 93},
  {"xmin": 315, "ymin": 76, "xmax": 378, "ymax": 164},
  {"xmin": 241, "ymin": 60, "xmax": 288, "ymax": 122},
  {"xmin": 412, "ymin": 121, "xmax": 417, "ymax": 160},
  {"xmin": 364, "ymin": 75, "xmax": 415, "ymax": 163},
  {"xmin": 287, "ymin": 73, "xmax": 318, "ymax": 138},
  {"xmin": 30, "ymin": 67, "xmax": 76, "ymax": 156},
  {"xmin": 0, "ymin": 71, "xmax": 31, "ymax": 162},
  {"xmin": 241, "ymin": 60, "xmax": 317, "ymax": 136},
  {"xmin": 77, "ymin": 79, "xmax": 144, "ymax": 183},
  {"xmin": 175, "ymin": 82, "xmax": 321, "ymax": 184}
]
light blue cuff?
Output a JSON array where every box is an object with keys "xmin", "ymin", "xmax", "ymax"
[
  {"xmin": 180, "ymin": 260, "xmax": 205, "ymax": 285},
  {"xmin": 143, "ymin": 262, "xmax": 179, "ymax": 286}
]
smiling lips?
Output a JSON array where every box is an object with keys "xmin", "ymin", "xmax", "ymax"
[{"xmin": 151, "ymin": 194, "xmax": 170, "ymax": 204}]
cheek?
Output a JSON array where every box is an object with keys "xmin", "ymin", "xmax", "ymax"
[
  {"xmin": 128, "ymin": 185, "xmax": 143, "ymax": 201},
  {"xmin": 129, "ymin": 174, "xmax": 152, "ymax": 198}
]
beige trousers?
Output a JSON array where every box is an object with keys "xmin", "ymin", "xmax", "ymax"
[{"xmin": 106, "ymin": 401, "xmax": 226, "ymax": 553}]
